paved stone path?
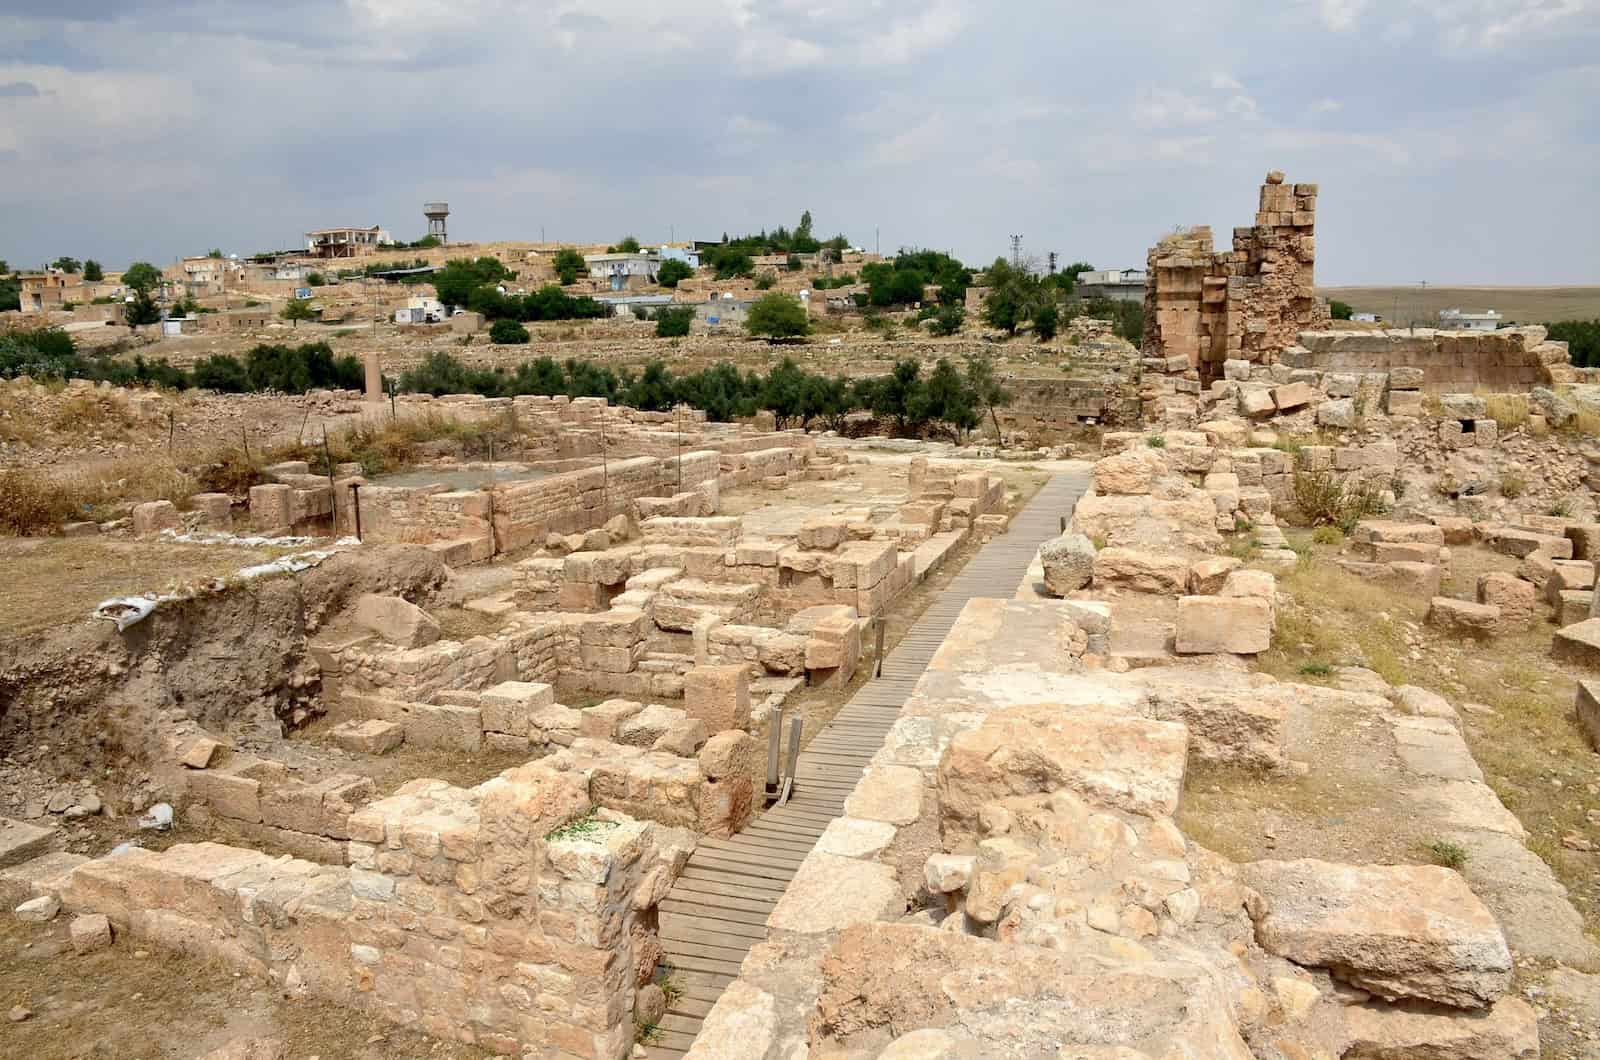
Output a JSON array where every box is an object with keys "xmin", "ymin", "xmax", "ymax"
[{"xmin": 647, "ymin": 472, "xmax": 1090, "ymax": 1056}]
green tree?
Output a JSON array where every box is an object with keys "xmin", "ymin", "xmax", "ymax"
[
  {"xmin": 1033, "ymin": 300, "xmax": 1059, "ymax": 341},
  {"xmin": 964, "ymin": 354, "xmax": 1012, "ymax": 440},
  {"xmin": 746, "ymin": 292, "xmax": 810, "ymax": 339},
  {"xmin": 281, "ymin": 298, "xmax": 316, "ymax": 327},
  {"xmin": 306, "ymin": 271, "xmax": 327, "ymax": 287},
  {"xmin": 207, "ymin": 248, "xmax": 224, "ymax": 259},
  {"xmin": 927, "ymin": 305, "xmax": 965, "ymax": 336},
  {"xmin": 754, "ymin": 272, "xmax": 777, "ymax": 291},
  {"xmin": 192, "ymin": 354, "xmax": 250, "ymax": 392},
  {"xmin": 125, "ymin": 289, "xmax": 161, "ymax": 328},
  {"xmin": 1330, "ymin": 299, "xmax": 1354, "ymax": 320},
  {"xmin": 52, "ymin": 256, "xmax": 81, "ymax": 274},
  {"xmin": 122, "ymin": 262, "xmax": 161, "ymax": 294},
  {"xmin": 654, "ymin": 306, "xmax": 694, "ymax": 338},
  {"xmin": 921, "ymin": 358, "xmax": 979, "ymax": 439},
  {"xmin": 553, "ymin": 248, "xmax": 588, "ymax": 285},
  {"xmin": 433, "ymin": 256, "xmax": 511, "ymax": 305},
  {"xmin": 82, "ymin": 260, "xmax": 104, "ymax": 282},
  {"xmin": 1548, "ymin": 320, "xmax": 1600, "ymax": 368},
  {"xmin": 489, "ymin": 318, "xmax": 530, "ymax": 344},
  {"xmin": 786, "ymin": 253, "xmax": 802, "ymax": 272},
  {"xmin": 657, "ymin": 259, "xmax": 693, "ymax": 288},
  {"xmin": 609, "ymin": 235, "xmax": 641, "ymax": 253}
]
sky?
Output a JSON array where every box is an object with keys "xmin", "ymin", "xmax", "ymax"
[{"xmin": 2, "ymin": 0, "xmax": 1597, "ymax": 285}]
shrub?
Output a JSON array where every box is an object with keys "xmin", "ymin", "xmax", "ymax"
[
  {"xmin": 191, "ymin": 354, "xmax": 250, "ymax": 393},
  {"xmin": 754, "ymin": 272, "xmax": 777, "ymax": 291},
  {"xmin": 746, "ymin": 293, "xmax": 810, "ymax": 339},
  {"xmin": 0, "ymin": 468, "xmax": 78, "ymax": 534},
  {"xmin": 654, "ymin": 307, "xmax": 694, "ymax": 339},
  {"xmin": 1298, "ymin": 661, "xmax": 1333, "ymax": 677},
  {"xmin": 1311, "ymin": 525, "xmax": 1343, "ymax": 545},
  {"xmin": 1548, "ymin": 498, "xmax": 1575, "ymax": 517},
  {"xmin": 1500, "ymin": 474, "xmax": 1527, "ymax": 499},
  {"xmin": 1424, "ymin": 839, "xmax": 1468, "ymax": 870},
  {"xmin": 656, "ymin": 259, "xmax": 693, "ymax": 288},
  {"xmin": 1146, "ymin": 434, "xmax": 1166, "ymax": 448},
  {"xmin": 1292, "ymin": 470, "xmax": 1382, "ymax": 532},
  {"xmin": 489, "ymin": 319, "xmax": 530, "ymax": 345}
]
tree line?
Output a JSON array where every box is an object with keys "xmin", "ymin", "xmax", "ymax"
[
  {"xmin": 0, "ymin": 329, "xmax": 363, "ymax": 394},
  {"xmin": 397, "ymin": 352, "xmax": 1011, "ymax": 440}
]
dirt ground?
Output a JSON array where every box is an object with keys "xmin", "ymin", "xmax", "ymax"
[
  {"xmin": 0, "ymin": 914, "xmax": 494, "ymax": 1060},
  {"xmin": 0, "ymin": 538, "xmax": 299, "ymax": 638}
]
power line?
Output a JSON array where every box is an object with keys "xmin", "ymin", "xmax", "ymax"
[{"xmin": 1009, "ymin": 235, "xmax": 1023, "ymax": 268}]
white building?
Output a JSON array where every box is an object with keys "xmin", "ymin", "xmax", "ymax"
[
  {"xmin": 1074, "ymin": 267, "xmax": 1147, "ymax": 303},
  {"xmin": 584, "ymin": 252, "xmax": 659, "ymax": 292},
  {"xmin": 1438, "ymin": 308, "xmax": 1502, "ymax": 332}
]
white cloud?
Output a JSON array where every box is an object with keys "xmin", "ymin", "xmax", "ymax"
[
  {"xmin": 1311, "ymin": 98, "xmax": 1343, "ymax": 114},
  {"xmin": 1133, "ymin": 88, "xmax": 1219, "ymax": 128},
  {"xmin": 1316, "ymin": 0, "xmax": 1371, "ymax": 30}
]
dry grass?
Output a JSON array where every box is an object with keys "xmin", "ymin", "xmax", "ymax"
[
  {"xmin": 1480, "ymin": 391, "xmax": 1531, "ymax": 431},
  {"xmin": 0, "ymin": 538, "xmax": 295, "ymax": 637}
]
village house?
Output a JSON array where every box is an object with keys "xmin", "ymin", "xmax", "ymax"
[
  {"xmin": 305, "ymin": 226, "xmax": 393, "ymax": 259},
  {"xmin": 18, "ymin": 269, "xmax": 82, "ymax": 311}
]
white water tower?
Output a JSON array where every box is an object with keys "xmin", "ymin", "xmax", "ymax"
[{"xmin": 424, "ymin": 201, "xmax": 449, "ymax": 244}]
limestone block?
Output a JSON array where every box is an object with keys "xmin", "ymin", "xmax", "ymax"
[
  {"xmin": 1554, "ymin": 618, "xmax": 1600, "ymax": 669},
  {"xmin": 1092, "ymin": 547, "xmax": 1189, "ymax": 595},
  {"xmin": 653, "ymin": 718, "xmax": 708, "ymax": 757},
  {"xmin": 1038, "ymin": 533, "xmax": 1096, "ymax": 596},
  {"xmin": 843, "ymin": 765, "xmax": 923, "ymax": 826},
  {"xmin": 353, "ymin": 594, "xmax": 440, "ymax": 648},
  {"xmin": 1387, "ymin": 366, "xmax": 1425, "ymax": 390},
  {"xmin": 1564, "ymin": 524, "xmax": 1600, "ymax": 561},
  {"xmin": 131, "ymin": 500, "xmax": 181, "ymax": 537},
  {"xmin": 936, "ymin": 705, "xmax": 1187, "ymax": 846},
  {"xmin": 1316, "ymin": 398, "xmax": 1356, "ymax": 429},
  {"xmin": 683, "ymin": 664, "xmax": 751, "ymax": 732},
  {"xmin": 1489, "ymin": 528, "xmax": 1571, "ymax": 559},
  {"xmin": 0, "ymin": 818, "xmax": 53, "ymax": 870},
  {"xmin": 1425, "ymin": 597, "xmax": 1499, "ymax": 638},
  {"xmin": 479, "ymin": 680, "xmax": 555, "ymax": 736},
  {"xmin": 189, "ymin": 492, "xmax": 232, "ymax": 529},
  {"xmin": 1238, "ymin": 388, "xmax": 1275, "ymax": 418},
  {"xmin": 1271, "ymin": 381, "xmax": 1315, "ymax": 411},
  {"xmin": 1189, "ymin": 556, "xmax": 1242, "ymax": 595},
  {"xmin": 1244, "ymin": 859, "xmax": 1512, "ymax": 1008},
  {"xmin": 1576, "ymin": 680, "xmax": 1600, "ymax": 752},
  {"xmin": 697, "ymin": 730, "xmax": 759, "ymax": 782},
  {"xmin": 579, "ymin": 698, "xmax": 643, "ymax": 739},
  {"xmin": 1175, "ymin": 595, "xmax": 1272, "ymax": 655},
  {"xmin": 1091, "ymin": 448, "xmax": 1166, "ymax": 496},
  {"xmin": 70, "ymin": 912, "xmax": 113, "ymax": 954},
  {"xmin": 330, "ymin": 719, "xmax": 404, "ymax": 755},
  {"xmin": 1342, "ymin": 997, "xmax": 1538, "ymax": 1059}
]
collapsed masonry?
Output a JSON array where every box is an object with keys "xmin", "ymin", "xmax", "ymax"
[{"xmin": 1144, "ymin": 169, "xmax": 1330, "ymax": 386}]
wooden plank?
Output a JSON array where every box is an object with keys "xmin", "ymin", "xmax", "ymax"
[
  {"xmin": 687, "ymin": 853, "xmax": 796, "ymax": 881},
  {"xmin": 658, "ymin": 1012, "xmax": 707, "ymax": 1035},
  {"xmin": 658, "ymin": 950, "xmax": 746, "ymax": 977},
  {"xmin": 691, "ymin": 841, "xmax": 807, "ymax": 870},
  {"xmin": 679, "ymin": 865, "xmax": 790, "ymax": 893},
  {"xmin": 664, "ymin": 993, "xmax": 718, "ymax": 1019},
  {"xmin": 661, "ymin": 889, "xmax": 776, "ymax": 916},
  {"xmin": 660, "ymin": 900, "xmax": 773, "ymax": 928},
  {"xmin": 703, "ymin": 832, "xmax": 815, "ymax": 855},
  {"xmin": 658, "ymin": 920, "xmax": 765, "ymax": 953},
  {"xmin": 652, "ymin": 941, "xmax": 745, "ymax": 973}
]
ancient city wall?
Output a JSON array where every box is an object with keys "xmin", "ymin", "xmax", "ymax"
[{"xmin": 1292, "ymin": 326, "xmax": 1573, "ymax": 392}]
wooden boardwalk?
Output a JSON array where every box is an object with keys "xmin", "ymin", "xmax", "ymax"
[{"xmin": 646, "ymin": 473, "xmax": 1090, "ymax": 1055}]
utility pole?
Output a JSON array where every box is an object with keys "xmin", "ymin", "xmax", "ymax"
[
  {"xmin": 1010, "ymin": 235, "xmax": 1023, "ymax": 269},
  {"xmin": 875, "ymin": 226, "xmax": 880, "ymax": 256},
  {"xmin": 1047, "ymin": 251, "xmax": 1058, "ymax": 276}
]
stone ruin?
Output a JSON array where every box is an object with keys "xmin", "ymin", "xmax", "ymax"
[
  {"xmin": 674, "ymin": 440, "xmax": 1584, "ymax": 1059},
  {"xmin": 1144, "ymin": 169, "xmax": 1329, "ymax": 385},
  {"xmin": 0, "ymin": 422, "xmax": 1018, "ymax": 1059}
]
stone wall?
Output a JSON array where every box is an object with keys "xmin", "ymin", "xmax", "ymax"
[
  {"xmin": 1291, "ymin": 326, "xmax": 1572, "ymax": 393},
  {"xmin": 62, "ymin": 761, "xmax": 677, "ymax": 1058},
  {"xmin": 1144, "ymin": 170, "xmax": 1330, "ymax": 383}
]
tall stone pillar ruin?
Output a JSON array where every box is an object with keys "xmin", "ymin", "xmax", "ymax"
[{"xmin": 1143, "ymin": 170, "xmax": 1329, "ymax": 384}]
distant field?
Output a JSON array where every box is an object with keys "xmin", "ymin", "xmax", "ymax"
[{"xmin": 1316, "ymin": 286, "xmax": 1600, "ymax": 326}]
